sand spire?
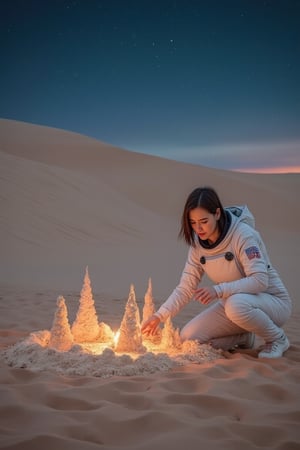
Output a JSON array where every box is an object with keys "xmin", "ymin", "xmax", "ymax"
[
  {"xmin": 71, "ymin": 266, "xmax": 99, "ymax": 342},
  {"xmin": 115, "ymin": 284, "xmax": 146, "ymax": 353},
  {"xmin": 142, "ymin": 277, "xmax": 156, "ymax": 323},
  {"xmin": 49, "ymin": 296, "xmax": 73, "ymax": 351},
  {"xmin": 160, "ymin": 316, "xmax": 181, "ymax": 350}
]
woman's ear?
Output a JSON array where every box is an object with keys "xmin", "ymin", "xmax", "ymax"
[{"xmin": 215, "ymin": 207, "xmax": 221, "ymax": 220}]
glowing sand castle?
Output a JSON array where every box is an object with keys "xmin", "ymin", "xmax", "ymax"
[
  {"xmin": 47, "ymin": 268, "xmax": 183, "ymax": 355},
  {"xmin": 2, "ymin": 268, "xmax": 223, "ymax": 377}
]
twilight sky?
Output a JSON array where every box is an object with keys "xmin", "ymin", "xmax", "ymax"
[{"xmin": 1, "ymin": 0, "xmax": 299, "ymax": 172}]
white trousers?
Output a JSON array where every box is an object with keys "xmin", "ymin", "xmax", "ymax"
[{"xmin": 180, "ymin": 292, "xmax": 292, "ymax": 350}]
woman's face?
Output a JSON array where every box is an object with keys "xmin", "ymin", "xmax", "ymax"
[{"xmin": 189, "ymin": 207, "xmax": 221, "ymax": 244}]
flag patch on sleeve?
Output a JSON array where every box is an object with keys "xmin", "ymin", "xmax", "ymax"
[{"xmin": 245, "ymin": 246, "xmax": 261, "ymax": 260}]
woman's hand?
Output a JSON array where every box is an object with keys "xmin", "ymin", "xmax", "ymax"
[
  {"xmin": 141, "ymin": 315, "xmax": 161, "ymax": 336},
  {"xmin": 194, "ymin": 286, "xmax": 217, "ymax": 305}
]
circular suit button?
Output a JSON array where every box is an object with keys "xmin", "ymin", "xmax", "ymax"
[{"xmin": 225, "ymin": 252, "xmax": 234, "ymax": 261}]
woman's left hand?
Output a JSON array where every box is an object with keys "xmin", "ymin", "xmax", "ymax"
[{"xmin": 194, "ymin": 286, "xmax": 217, "ymax": 305}]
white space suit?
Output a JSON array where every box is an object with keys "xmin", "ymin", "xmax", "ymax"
[{"xmin": 155, "ymin": 206, "xmax": 292, "ymax": 350}]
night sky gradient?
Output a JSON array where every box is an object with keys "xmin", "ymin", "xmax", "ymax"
[{"xmin": 1, "ymin": 0, "xmax": 299, "ymax": 171}]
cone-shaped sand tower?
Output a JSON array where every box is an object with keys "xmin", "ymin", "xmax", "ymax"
[
  {"xmin": 142, "ymin": 277, "xmax": 161, "ymax": 344},
  {"xmin": 115, "ymin": 284, "xmax": 146, "ymax": 353},
  {"xmin": 72, "ymin": 267, "xmax": 99, "ymax": 342},
  {"xmin": 142, "ymin": 277, "xmax": 156, "ymax": 323},
  {"xmin": 160, "ymin": 316, "xmax": 181, "ymax": 350},
  {"xmin": 49, "ymin": 296, "xmax": 73, "ymax": 351}
]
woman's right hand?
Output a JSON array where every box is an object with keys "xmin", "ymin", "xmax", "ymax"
[{"xmin": 141, "ymin": 315, "xmax": 161, "ymax": 337}]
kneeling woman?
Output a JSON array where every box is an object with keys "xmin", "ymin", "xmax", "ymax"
[{"xmin": 142, "ymin": 187, "xmax": 292, "ymax": 358}]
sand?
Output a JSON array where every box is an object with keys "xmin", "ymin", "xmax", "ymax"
[{"xmin": 0, "ymin": 119, "xmax": 300, "ymax": 449}]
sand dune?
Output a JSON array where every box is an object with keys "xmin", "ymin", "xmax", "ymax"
[
  {"xmin": 0, "ymin": 119, "xmax": 300, "ymax": 449},
  {"xmin": 0, "ymin": 119, "xmax": 299, "ymax": 297}
]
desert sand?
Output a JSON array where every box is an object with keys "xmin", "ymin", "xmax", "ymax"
[{"xmin": 0, "ymin": 118, "xmax": 300, "ymax": 449}]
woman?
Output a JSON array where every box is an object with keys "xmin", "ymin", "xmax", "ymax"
[{"xmin": 142, "ymin": 187, "xmax": 292, "ymax": 358}]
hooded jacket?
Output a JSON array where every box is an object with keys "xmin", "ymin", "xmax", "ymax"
[{"xmin": 155, "ymin": 205, "xmax": 291, "ymax": 322}]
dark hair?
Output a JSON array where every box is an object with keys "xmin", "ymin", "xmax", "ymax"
[{"xmin": 179, "ymin": 187, "xmax": 226, "ymax": 246}]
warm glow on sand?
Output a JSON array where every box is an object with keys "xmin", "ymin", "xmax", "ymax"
[
  {"xmin": 113, "ymin": 330, "xmax": 120, "ymax": 347},
  {"xmin": 2, "ymin": 272, "xmax": 222, "ymax": 375}
]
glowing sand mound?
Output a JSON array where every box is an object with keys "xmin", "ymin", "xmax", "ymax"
[{"xmin": 1, "ymin": 269, "xmax": 223, "ymax": 377}]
